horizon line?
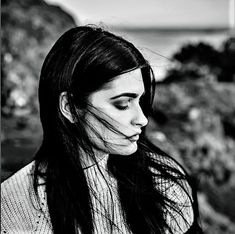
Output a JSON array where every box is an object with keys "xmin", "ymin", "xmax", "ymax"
[{"xmin": 110, "ymin": 25, "xmax": 230, "ymax": 32}]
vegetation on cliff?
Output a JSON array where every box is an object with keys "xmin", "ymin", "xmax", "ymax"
[{"xmin": 161, "ymin": 38, "xmax": 235, "ymax": 83}]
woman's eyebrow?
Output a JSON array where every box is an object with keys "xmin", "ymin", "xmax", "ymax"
[{"xmin": 110, "ymin": 92, "xmax": 142, "ymax": 100}]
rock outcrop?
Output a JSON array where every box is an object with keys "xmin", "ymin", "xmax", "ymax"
[
  {"xmin": 148, "ymin": 80, "xmax": 235, "ymax": 233},
  {"xmin": 1, "ymin": 0, "xmax": 76, "ymax": 121}
]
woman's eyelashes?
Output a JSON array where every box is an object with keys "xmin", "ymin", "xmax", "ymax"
[
  {"xmin": 114, "ymin": 99, "xmax": 131, "ymax": 110},
  {"xmin": 113, "ymin": 97, "xmax": 142, "ymax": 111}
]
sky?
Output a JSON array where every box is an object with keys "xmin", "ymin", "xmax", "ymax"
[{"xmin": 45, "ymin": 0, "xmax": 230, "ymax": 28}]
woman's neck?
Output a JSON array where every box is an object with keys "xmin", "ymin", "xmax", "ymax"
[{"xmin": 80, "ymin": 148, "xmax": 109, "ymax": 170}]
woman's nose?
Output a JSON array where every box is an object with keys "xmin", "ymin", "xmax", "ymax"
[{"xmin": 131, "ymin": 105, "xmax": 148, "ymax": 127}]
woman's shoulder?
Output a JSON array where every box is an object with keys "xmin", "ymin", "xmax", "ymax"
[
  {"xmin": 148, "ymin": 152, "xmax": 195, "ymax": 234},
  {"xmin": 1, "ymin": 161, "xmax": 37, "ymax": 206},
  {"xmin": 2, "ymin": 160, "xmax": 35, "ymax": 186},
  {"xmin": 1, "ymin": 161, "xmax": 52, "ymax": 233},
  {"xmin": 148, "ymin": 151, "xmax": 193, "ymax": 200}
]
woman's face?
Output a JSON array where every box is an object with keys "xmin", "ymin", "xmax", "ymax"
[{"xmin": 85, "ymin": 68, "xmax": 148, "ymax": 156}]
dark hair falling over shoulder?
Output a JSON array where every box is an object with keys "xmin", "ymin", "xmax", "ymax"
[
  {"xmin": 33, "ymin": 26, "xmax": 203, "ymax": 234},
  {"xmin": 110, "ymin": 139, "xmax": 203, "ymax": 233}
]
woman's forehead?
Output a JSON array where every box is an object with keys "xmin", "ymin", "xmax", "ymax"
[
  {"xmin": 102, "ymin": 69, "xmax": 144, "ymax": 95},
  {"xmin": 89, "ymin": 69, "xmax": 145, "ymax": 103}
]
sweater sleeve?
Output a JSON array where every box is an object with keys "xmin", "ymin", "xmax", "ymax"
[{"xmin": 1, "ymin": 161, "xmax": 52, "ymax": 234}]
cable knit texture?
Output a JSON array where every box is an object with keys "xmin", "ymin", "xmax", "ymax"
[{"xmin": 1, "ymin": 156, "xmax": 193, "ymax": 233}]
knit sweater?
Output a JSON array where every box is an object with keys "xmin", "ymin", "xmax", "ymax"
[{"xmin": 1, "ymin": 156, "xmax": 194, "ymax": 234}]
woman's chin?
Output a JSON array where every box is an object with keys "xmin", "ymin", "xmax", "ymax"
[
  {"xmin": 93, "ymin": 140, "xmax": 138, "ymax": 156},
  {"xmin": 112, "ymin": 141, "xmax": 138, "ymax": 156}
]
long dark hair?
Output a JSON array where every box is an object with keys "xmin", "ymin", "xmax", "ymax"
[{"xmin": 34, "ymin": 26, "xmax": 202, "ymax": 234}]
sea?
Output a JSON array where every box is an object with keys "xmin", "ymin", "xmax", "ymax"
[{"xmin": 113, "ymin": 28, "xmax": 231, "ymax": 80}]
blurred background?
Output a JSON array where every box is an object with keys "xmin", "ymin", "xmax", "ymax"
[{"xmin": 1, "ymin": 0, "xmax": 235, "ymax": 233}]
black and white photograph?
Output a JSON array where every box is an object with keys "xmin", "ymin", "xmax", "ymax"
[{"xmin": 1, "ymin": 0, "xmax": 235, "ymax": 233}]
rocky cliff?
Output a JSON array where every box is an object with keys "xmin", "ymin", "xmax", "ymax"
[
  {"xmin": 147, "ymin": 80, "xmax": 235, "ymax": 234},
  {"xmin": 1, "ymin": 0, "xmax": 76, "ymax": 140}
]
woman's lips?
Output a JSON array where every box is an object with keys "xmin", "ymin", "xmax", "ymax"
[{"xmin": 128, "ymin": 134, "xmax": 140, "ymax": 142}]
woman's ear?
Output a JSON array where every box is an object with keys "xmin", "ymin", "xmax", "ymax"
[{"xmin": 59, "ymin": 92, "xmax": 74, "ymax": 123}]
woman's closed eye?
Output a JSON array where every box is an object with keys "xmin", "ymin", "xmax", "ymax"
[
  {"xmin": 113, "ymin": 98, "xmax": 132, "ymax": 110},
  {"xmin": 113, "ymin": 97, "xmax": 143, "ymax": 111}
]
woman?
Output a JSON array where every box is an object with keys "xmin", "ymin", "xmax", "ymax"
[{"xmin": 1, "ymin": 26, "xmax": 203, "ymax": 234}]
